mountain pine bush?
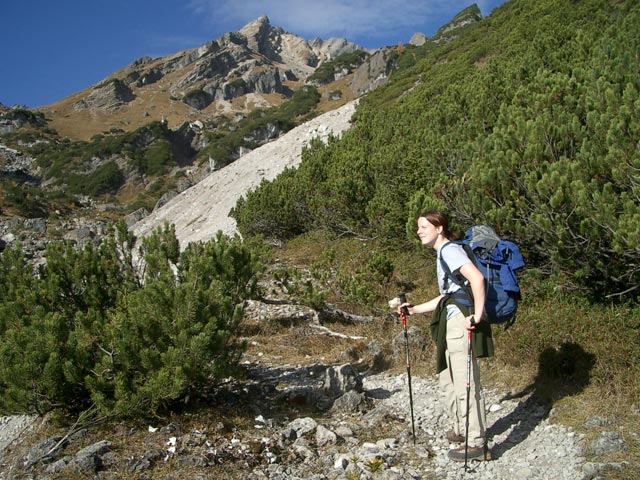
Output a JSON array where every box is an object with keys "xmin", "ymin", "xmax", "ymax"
[
  {"xmin": 0, "ymin": 222, "xmax": 261, "ymax": 417},
  {"xmin": 231, "ymin": 0, "xmax": 640, "ymax": 299}
]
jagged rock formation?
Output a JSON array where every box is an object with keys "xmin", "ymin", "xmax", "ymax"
[
  {"xmin": 432, "ymin": 3, "xmax": 483, "ymax": 44},
  {"xmin": 0, "ymin": 145, "xmax": 39, "ymax": 181},
  {"xmin": 350, "ymin": 47, "xmax": 397, "ymax": 97},
  {"xmin": 39, "ymin": 15, "xmax": 366, "ymax": 140},
  {"xmin": 73, "ymin": 79, "xmax": 136, "ymax": 111},
  {"xmin": 163, "ymin": 14, "xmax": 367, "ymax": 104},
  {"xmin": 409, "ymin": 32, "xmax": 428, "ymax": 46},
  {"xmin": 0, "ymin": 108, "xmax": 46, "ymax": 135}
]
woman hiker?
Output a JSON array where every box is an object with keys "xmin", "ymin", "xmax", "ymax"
[{"xmin": 398, "ymin": 210, "xmax": 492, "ymax": 462}]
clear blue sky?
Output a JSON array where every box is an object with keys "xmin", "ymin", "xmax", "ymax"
[{"xmin": 1, "ymin": 0, "xmax": 507, "ymax": 108}]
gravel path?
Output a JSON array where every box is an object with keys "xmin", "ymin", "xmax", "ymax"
[
  {"xmin": 0, "ymin": 370, "xmax": 589, "ymax": 479},
  {"xmin": 0, "ymin": 415, "xmax": 36, "ymax": 459},
  {"xmin": 364, "ymin": 372, "xmax": 586, "ymax": 479}
]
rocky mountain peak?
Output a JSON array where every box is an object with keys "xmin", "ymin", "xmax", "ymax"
[
  {"xmin": 39, "ymin": 15, "xmax": 366, "ymax": 140},
  {"xmin": 237, "ymin": 15, "xmax": 283, "ymax": 58},
  {"xmin": 236, "ymin": 16, "xmax": 368, "ymax": 73},
  {"xmin": 240, "ymin": 14, "xmax": 271, "ymax": 30},
  {"xmin": 238, "ymin": 15, "xmax": 274, "ymax": 40}
]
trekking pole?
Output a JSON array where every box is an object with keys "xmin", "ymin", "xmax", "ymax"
[
  {"xmin": 398, "ymin": 293, "xmax": 416, "ymax": 445},
  {"xmin": 464, "ymin": 316, "xmax": 475, "ymax": 471}
]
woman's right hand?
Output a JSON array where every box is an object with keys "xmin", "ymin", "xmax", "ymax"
[{"xmin": 397, "ymin": 303, "xmax": 412, "ymax": 315}]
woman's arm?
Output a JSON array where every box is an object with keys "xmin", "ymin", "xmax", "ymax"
[{"xmin": 399, "ymin": 294, "xmax": 445, "ymax": 316}]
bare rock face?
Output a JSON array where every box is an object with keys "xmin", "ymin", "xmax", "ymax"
[
  {"xmin": 73, "ymin": 79, "xmax": 135, "ymax": 111},
  {"xmin": 135, "ymin": 68, "xmax": 164, "ymax": 87},
  {"xmin": 0, "ymin": 144, "xmax": 39, "ymax": 180},
  {"xmin": 243, "ymin": 67, "xmax": 285, "ymax": 94},
  {"xmin": 182, "ymin": 89, "xmax": 212, "ymax": 110},
  {"xmin": 238, "ymin": 15, "xmax": 285, "ymax": 61},
  {"xmin": 409, "ymin": 32, "xmax": 427, "ymax": 46},
  {"xmin": 310, "ymin": 37, "xmax": 362, "ymax": 60},
  {"xmin": 350, "ymin": 47, "xmax": 396, "ymax": 97},
  {"xmin": 432, "ymin": 3, "xmax": 483, "ymax": 44},
  {"xmin": 237, "ymin": 16, "xmax": 368, "ymax": 78},
  {"xmin": 280, "ymin": 34, "xmax": 320, "ymax": 70}
]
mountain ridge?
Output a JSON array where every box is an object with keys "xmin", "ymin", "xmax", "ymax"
[
  {"xmin": 37, "ymin": 15, "xmax": 369, "ymax": 141},
  {"xmin": 31, "ymin": 7, "xmax": 482, "ymax": 141}
]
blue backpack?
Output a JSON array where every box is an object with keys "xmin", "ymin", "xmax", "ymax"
[{"xmin": 440, "ymin": 225, "xmax": 525, "ymax": 328}]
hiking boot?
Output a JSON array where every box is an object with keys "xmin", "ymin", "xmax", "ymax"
[
  {"xmin": 447, "ymin": 444, "xmax": 492, "ymax": 462},
  {"xmin": 446, "ymin": 430, "xmax": 465, "ymax": 443}
]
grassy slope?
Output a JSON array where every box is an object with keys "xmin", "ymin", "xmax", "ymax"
[{"xmin": 38, "ymin": 68, "xmax": 354, "ymax": 142}]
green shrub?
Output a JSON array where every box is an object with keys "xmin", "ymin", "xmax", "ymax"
[
  {"xmin": 1, "ymin": 179, "xmax": 49, "ymax": 217},
  {"xmin": 232, "ymin": 0, "xmax": 640, "ymax": 300},
  {"xmin": 0, "ymin": 223, "xmax": 262, "ymax": 417},
  {"xmin": 66, "ymin": 160, "xmax": 125, "ymax": 197},
  {"xmin": 141, "ymin": 140, "xmax": 174, "ymax": 175},
  {"xmin": 308, "ymin": 50, "xmax": 369, "ymax": 83}
]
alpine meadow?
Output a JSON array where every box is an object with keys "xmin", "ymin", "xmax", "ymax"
[{"xmin": 0, "ymin": 0, "xmax": 639, "ymax": 478}]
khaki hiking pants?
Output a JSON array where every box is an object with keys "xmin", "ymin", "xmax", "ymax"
[{"xmin": 439, "ymin": 309, "xmax": 487, "ymax": 448}]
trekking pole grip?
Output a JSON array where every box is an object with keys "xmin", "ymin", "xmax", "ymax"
[{"xmin": 399, "ymin": 292, "xmax": 409, "ymax": 316}]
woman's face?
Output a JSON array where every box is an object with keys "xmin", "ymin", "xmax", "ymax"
[{"xmin": 417, "ymin": 216, "xmax": 441, "ymax": 247}]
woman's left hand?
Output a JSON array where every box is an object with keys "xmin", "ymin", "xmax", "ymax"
[{"xmin": 465, "ymin": 315, "xmax": 477, "ymax": 330}]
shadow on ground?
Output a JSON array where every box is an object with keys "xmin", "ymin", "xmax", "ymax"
[{"xmin": 488, "ymin": 342, "xmax": 596, "ymax": 458}]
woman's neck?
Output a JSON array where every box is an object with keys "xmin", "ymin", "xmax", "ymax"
[{"xmin": 433, "ymin": 234, "xmax": 449, "ymax": 251}]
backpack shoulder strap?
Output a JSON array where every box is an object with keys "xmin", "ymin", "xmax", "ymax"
[
  {"xmin": 439, "ymin": 241, "xmax": 473, "ymax": 289},
  {"xmin": 439, "ymin": 241, "xmax": 479, "ymax": 305},
  {"xmin": 439, "ymin": 241, "xmax": 455, "ymax": 290}
]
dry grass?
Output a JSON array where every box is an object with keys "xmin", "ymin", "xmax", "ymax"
[{"xmin": 241, "ymin": 314, "xmax": 400, "ymax": 369}]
